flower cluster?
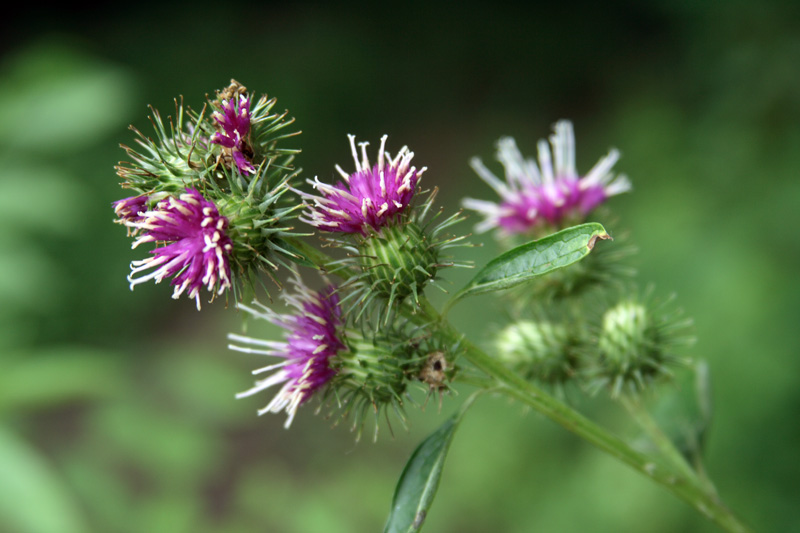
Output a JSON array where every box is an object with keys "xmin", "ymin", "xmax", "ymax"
[
  {"xmin": 463, "ymin": 120, "xmax": 631, "ymax": 236},
  {"xmin": 105, "ymin": 83, "xmax": 731, "ymax": 533},
  {"xmin": 113, "ymin": 83, "xmax": 693, "ymax": 437},
  {"xmin": 112, "ymin": 80, "xmax": 300, "ymax": 308}
]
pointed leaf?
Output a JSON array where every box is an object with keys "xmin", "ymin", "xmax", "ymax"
[
  {"xmin": 0, "ymin": 428, "xmax": 88, "ymax": 533},
  {"xmin": 652, "ymin": 361, "xmax": 713, "ymax": 460},
  {"xmin": 384, "ymin": 404, "xmax": 472, "ymax": 533},
  {"xmin": 446, "ymin": 223, "xmax": 610, "ymax": 309}
]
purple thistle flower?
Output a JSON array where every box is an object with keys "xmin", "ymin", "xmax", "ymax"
[
  {"xmin": 211, "ymin": 95, "xmax": 256, "ymax": 175},
  {"xmin": 463, "ymin": 121, "xmax": 631, "ymax": 235},
  {"xmin": 112, "ymin": 194, "xmax": 149, "ymax": 235},
  {"xmin": 229, "ymin": 279, "xmax": 346, "ymax": 427},
  {"xmin": 300, "ymin": 134, "xmax": 426, "ymax": 235},
  {"xmin": 126, "ymin": 188, "xmax": 233, "ymax": 310}
]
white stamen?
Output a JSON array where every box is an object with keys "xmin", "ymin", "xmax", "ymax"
[
  {"xmin": 359, "ymin": 141, "xmax": 370, "ymax": 170},
  {"xmin": 537, "ymin": 139, "xmax": 554, "ymax": 185},
  {"xmin": 378, "ymin": 134, "xmax": 388, "ymax": 173},
  {"xmin": 347, "ymin": 134, "xmax": 361, "ymax": 172},
  {"xmin": 470, "ymin": 157, "xmax": 513, "ymax": 198}
]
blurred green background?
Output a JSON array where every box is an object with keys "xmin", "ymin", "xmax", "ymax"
[{"xmin": 1, "ymin": 2, "xmax": 798, "ymax": 532}]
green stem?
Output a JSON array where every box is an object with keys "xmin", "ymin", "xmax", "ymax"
[
  {"xmin": 618, "ymin": 395, "xmax": 701, "ymax": 485},
  {"xmin": 417, "ymin": 296, "xmax": 750, "ymax": 533}
]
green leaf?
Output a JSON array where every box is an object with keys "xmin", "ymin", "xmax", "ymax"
[
  {"xmin": 652, "ymin": 361, "xmax": 713, "ymax": 461},
  {"xmin": 445, "ymin": 223, "xmax": 610, "ymax": 310},
  {"xmin": 384, "ymin": 400, "xmax": 475, "ymax": 533},
  {"xmin": 0, "ymin": 347, "xmax": 126, "ymax": 412},
  {"xmin": 0, "ymin": 40, "xmax": 135, "ymax": 152},
  {"xmin": 0, "ymin": 427, "xmax": 88, "ymax": 533}
]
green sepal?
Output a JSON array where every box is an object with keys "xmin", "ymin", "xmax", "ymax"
[{"xmin": 270, "ymin": 238, "xmax": 318, "ymax": 269}]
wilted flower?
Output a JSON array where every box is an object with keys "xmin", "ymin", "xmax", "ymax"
[
  {"xmin": 229, "ymin": 279, "xmax": 345, "ymax": 427},
  {"xmin": 211, "ymin": 94, "xmax": 256, "ymax": 174},
  {"xmin": 126, "ymin": 188, "xmax": 233, "ymax": 309},
  {"xmin": 301, "ymin": 134, "xmax": 426, "ymax": 235},
  {"xmin": 463, "ymin": 120, "xmax": 631, "ymax": 235}
]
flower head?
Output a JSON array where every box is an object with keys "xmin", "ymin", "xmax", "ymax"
[
  {"xmin": 301, "ymin": 134, "xmax": 426, "ymax": 235},
  {"xmin": 463, "ymin": 121, "xmax": 631, "ymax": 235},
  {"xmin": 126, "ymin": 188, "xmax": 233, "ymax": 309},
  {"xmin": 229, "ymin": 280, "xmax": 345, "ymax": 427},
  {"xmin": 211, "ymin": 94, "xmax": 255, "ymax": 174}
]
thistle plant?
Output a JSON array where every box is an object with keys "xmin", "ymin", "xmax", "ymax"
[{"xmin": 111, "ymin": 82, "xmax": 752, "ymax": 532}]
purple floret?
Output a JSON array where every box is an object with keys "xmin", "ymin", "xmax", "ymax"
[
  {"xmin": 211, "ymin": 95, "xmax": 256, "ymax": 174},
  {"xmin": 301, "ymin": 134, "xmax": 426, "ymax": 235},
  {"xmin": 230, "ymin": 280, "xmax": 346, "ymax": 427},
  {"xmin": 125, "ymin": 188, "xmax": 233, "ymax": 309},
  {"xmin": 113, "ymin": 194, "xmax": 150, "ymax": 236},
  {"xmin": 463, "ymin": 121, "xmax": 631, "ymax": 235}
]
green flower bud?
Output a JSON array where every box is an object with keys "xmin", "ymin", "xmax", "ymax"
[
  {"xmin": 336, "ymin": 335, "xmax": 410, "ymax": 405},
  {"xmin": 591, "ymin": 297, "xmax": 692, "ymax": 397},
  {"xmin": 357, "ymin": 221, "xmax": 439, "ymax": 305},
  {"xmin": 325, "ymin": 330, "xmax": 417, "ymax": 441},
  {"xmin": 495, "ymin": 320, "xmax": 576, "ymax": 385}
]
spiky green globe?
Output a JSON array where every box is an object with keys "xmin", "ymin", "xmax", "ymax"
[
  {"xmin": 495, "ymin": 320, "xmax": 575, "ymax": 384},
  {"xmin": 336, "ymin": 336, "xmax": 411, "ymax": 405},
  {"xmin": 595, "ymin": 300, "xmax": 669, "ymax": 395},
  {"xmin": 358, "ymin": 222, "xmax": 439, "ymax": 304}
]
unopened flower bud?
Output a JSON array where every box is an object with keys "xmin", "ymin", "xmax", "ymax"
[
  {"xmin": 591, "ymin": 297, "xmax": 692, "ymax": 396},
  {"xmin": 358, "ymin": 222, "xmax": 439, "ymax": 304},
  {"xmin": 495, "ymin": 320, "xmax": 576, "ymax": 385}
]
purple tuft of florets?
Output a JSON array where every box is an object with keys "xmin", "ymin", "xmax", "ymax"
[
  {"xmin": 113, "ymin": 194, "xmax": 149, "ymax": 235},
  {"xmin": 229, "ymin": 279, "xmax": 346, "ymax": 427},
  {"xmin": 211, "ymin": 95, "xmax": 255, "ymax": 174},
  {"xmin": 463, "ymin": 121, "xmax": 631, "ymax": 235},
  {"xmin": 300, "ymin": 134, "xmax": 426, "ymax": 235},
  {"xmin": 125, "ymin": 188, "xmax": 233, "ymax": 310}
]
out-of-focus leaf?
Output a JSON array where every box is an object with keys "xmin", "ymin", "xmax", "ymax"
[
  {"xmin": 91, "ymin": 402, "xmax": 221, "ymax": 485},
  {"xmin": 0, "ymin": 159, "xmax": 89, "ymax": 235},
  {"xmin": 651, "ymin": 361, "xmax": 713, "ymax": 461},
  {"xmin": 384, "ymin": 399, "xmax": 476, "ymax": 533},
  {"xmin": 0, "ymin": 347, "xmax": 127, "ymax": 412},
  {"xmin": 0, "ymin": 40, "xmax": 135, "ymax": 152},
  {"xmin": 445, "ymin": 223, "xmax": 610, "ymax": 310},
  {"xmin": 0, "ymin": 241, "xmax": 62, "ymax": 311},
  {"xmin": 0, "ymin": 427, "xmax": 88, "ymax": 533}
]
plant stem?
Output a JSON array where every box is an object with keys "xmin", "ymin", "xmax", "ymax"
[
  {"xmin": 618, "ymin": 394, "xmax": 700, "ymax": 484},
  {"xmin": 417, "ymin": 296, "xmax": 751, "ymax": 533}
]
